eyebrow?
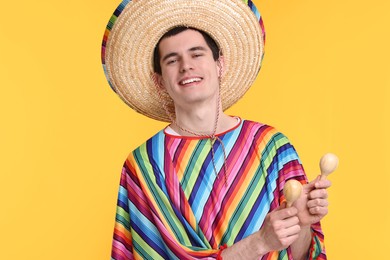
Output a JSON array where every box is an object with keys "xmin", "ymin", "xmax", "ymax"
[{"xmin": 161, "ymin": 46, "xmax": 208, "ymax": 62}]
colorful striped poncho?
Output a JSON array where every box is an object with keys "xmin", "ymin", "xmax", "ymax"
[{"xmin": 111, "ymin": 119, "xmax": 326, "ymax": 259}]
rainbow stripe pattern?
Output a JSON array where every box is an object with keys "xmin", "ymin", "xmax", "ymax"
[{"xmin": 111, "ymin": 120, "xmax": 326, "ymax": 259}]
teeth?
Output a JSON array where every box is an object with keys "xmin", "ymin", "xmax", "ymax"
[{"xmin": 181, "ymin": 78, "xmax": 201, "ymax": 85}]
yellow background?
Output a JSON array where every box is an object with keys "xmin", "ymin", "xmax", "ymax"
[{"xmin": 1, "ymin": 0, "xmax": 389, "ymax": 259}]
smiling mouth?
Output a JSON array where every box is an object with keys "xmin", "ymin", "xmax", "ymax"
[{"xmin": 179, "ymin": 77, "xmax": 202, "ymax": 85}]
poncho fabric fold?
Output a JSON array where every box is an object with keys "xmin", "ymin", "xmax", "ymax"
[{"xmin": 111, "ymin": 119, "xmax": 326, "ymax": 259}]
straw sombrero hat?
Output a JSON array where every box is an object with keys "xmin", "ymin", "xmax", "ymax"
[{"xmin": 102, "ymin": 0, "xmax": 265, "ymax": 122}]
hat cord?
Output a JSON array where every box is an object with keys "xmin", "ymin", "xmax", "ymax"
[
  {"xmin": 152, "ymin": 73, "xmax": 228, "ymax": 186},
  {"xmin": 172, "ymin": 89, "xmax": 228, "ymax": 186}
]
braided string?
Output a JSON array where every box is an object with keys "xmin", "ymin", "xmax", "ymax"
[{"xmin": 152, "ymin": 72, "xmax": 228, "ymax": 186}]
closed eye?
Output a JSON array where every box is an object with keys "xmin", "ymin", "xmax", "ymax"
[
  {"xmin": 193, "ymin": 53, "xmax": 204, "ymax": 58},
  {"xmin": 162, "ymin": 52, "xmax": 179, "ymax": 65},
  {"xmin": 166, "ymin": 59, "xmax": 177, "ymax": 65}
]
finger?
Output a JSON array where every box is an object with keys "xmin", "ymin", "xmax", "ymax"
[
  {"xmin": 303, "ymin": 176, "xmax": 321, "ymax": 193},
  {"xmin": 273, "ymin": 220, "xmax": 301, "ymax": 236},
  {"xmin": 277, "ymin": 224, "xmax": 301, "ymax": 240},
  {"xmin": 271, "ymin": 215, "xmax": 300, "ymax": 230},
  {"xmin": 314, "ymin": 179, "xmax": 332, "ymax": 189},
  {"xmin": 276, "ymin": 233, "xmax": 300, "ymax": 250},
  {"xmin": 280, "ymin": 233, "xmax": 300, "ymax": 249},
  {"xmin": 311, "ymin": 175, "xmax": 321, "ymax": 185},
  {"xmin": 307, "ymin": 198, "xmax": 329, "ymax": 208},
  {"xmin": 269, "ymin": 207, "xmax": 298, "ymax": 224},
  {"xmin": 279, "ymin": 207, "xmax": 299, "ymax": 219},
  {"xmin": 283, "ymin": 216, "xmax": 300, "ymax": 228},
  {"xmin": 305, "ymin": 177, "xmax": 318, "ymax": 190},
  {"xmin": 308, "ymin": 188, "xmax": 328, "ymax": 199},
  {"xmin": 309, "ymin": 206, "xmax": 329, "ymax": 216},
  {"xmin": 284, "ymin": 223, "xmax": 301, "ymax": 236},
  {"xmin": 272, "ymin": 201, "xmax": 287, "ymax": 212}
]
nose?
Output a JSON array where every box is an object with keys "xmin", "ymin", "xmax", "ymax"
[{"xmin": 179, "ymin": 56, "xmax": 194, "ymax": 73}]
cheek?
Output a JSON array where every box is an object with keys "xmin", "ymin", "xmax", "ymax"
[{"xmin": 161, "ymin": 69, "xmax": 176, "ymax": 84}]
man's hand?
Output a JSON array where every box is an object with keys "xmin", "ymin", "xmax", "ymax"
[
  {"xmin": 221, "ymin": 177, "xmax": 331, "ymax": 260},
  {"xmin": 257, "ymin": 202, "xmax": 301, "ymax": 253},
  {"xmin": 294, "ymin": 176, "xmax": 332, "ymax": 227},
  {"xmin": 221, "ymin": 203, "xmax": 301, "ymax": 259}
]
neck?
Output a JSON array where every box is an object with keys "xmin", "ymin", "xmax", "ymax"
[{"xmin": 171, "ymin": 103, "xmax": 236, "ymax": 137}]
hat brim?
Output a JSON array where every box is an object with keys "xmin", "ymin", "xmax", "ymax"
[{"xmin": 102, "ymin": 0, "xmax": 265, "ymax": 122}]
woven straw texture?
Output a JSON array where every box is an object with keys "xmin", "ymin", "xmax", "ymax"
[{"xmin": 102, "ymin": 0, "xmax": 265, "ymax": 122}]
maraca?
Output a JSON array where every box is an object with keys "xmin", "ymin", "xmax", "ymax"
[
  {"xmin": 284, "ymin": 179, "xmax": 303, "ymax": 207},
  {"xmin": 319, "ymin": 153, "xmax": 339, "ymax": 180},
  {"xmin": 284, "ymin": 153, "xmax": 339, "ymax": 207}
]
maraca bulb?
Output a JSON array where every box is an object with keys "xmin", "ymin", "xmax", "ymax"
[
  {"xmin": 284, "ymin": 180, "xmax": 303, "ymax": 207},
  {"xmin": 320, "ymin": 153, "xmax": 339, "ymax": 176}
]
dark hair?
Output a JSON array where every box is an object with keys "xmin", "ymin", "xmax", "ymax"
[{"xmin": 153, "ymin": 27, "xmax": 221, "ymax": 74}]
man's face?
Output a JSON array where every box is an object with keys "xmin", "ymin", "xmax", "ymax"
[{"xmin": 155, "ymin": 29, "xmax": 223, "ymax": 110}]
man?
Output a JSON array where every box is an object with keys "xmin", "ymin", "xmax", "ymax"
[{"xmin": 102, "ymin": 0, "xmax": 331, "ymax": 259}]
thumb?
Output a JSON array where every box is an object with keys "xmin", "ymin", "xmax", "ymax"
[
  {"xmin": 304, "ymin": 175, "xmax": 320, "ymax": 192},
  {"xmin": 312, "ymin": 175, "xmax": 322, "ymax": 185},
  {"xmin": 279, "ymin": 201, "xmax": 287, "ymax": 210}
]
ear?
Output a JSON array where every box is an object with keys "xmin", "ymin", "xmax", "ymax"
[
  {"xmin": 216, "ymin": 56, "xmax": 225, "ymax": 78},
  {"xmin": 152, "ymin": 73, "xmax": 166, "ymax": 90}
]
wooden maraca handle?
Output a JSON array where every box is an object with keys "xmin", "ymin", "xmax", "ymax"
[
  {"xmin": 320, "ymin": 153, "xmax": 339, "ymax": 180},
  {"xmin": 284, "ymin": 180, "xmax": 303, "ymax": 207}
]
